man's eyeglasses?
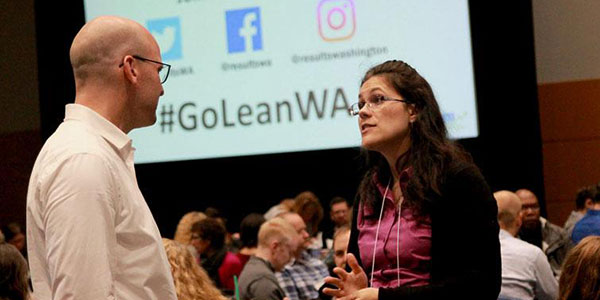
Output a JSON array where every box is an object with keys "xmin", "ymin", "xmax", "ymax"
[
  {"xmin": 348, "ymin": 95, "xmax": 412, "ymax": 116},
  {"xmin": 119, "ymin": 55, "xmax": 171, "ymax": 84}
]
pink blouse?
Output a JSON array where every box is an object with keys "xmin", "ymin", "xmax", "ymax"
[{"xmin": 357, "ymin": 171, "xmax": 432, "ymax": 288}]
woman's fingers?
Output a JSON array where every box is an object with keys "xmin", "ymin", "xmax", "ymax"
[
  {"xmin": 322, "ymin": 287, "xmax": 344, "ymax": 298},
  {"xmin": 324, "ymin": 276, "xmax": 343, "ymax": 288},
  {"xmin": 347, "ymin": 253, "xmax": 364, "ymax": 275},
  {"xmin": 333, "ymin": 266, "xmax": 349, "ymax": 281}
]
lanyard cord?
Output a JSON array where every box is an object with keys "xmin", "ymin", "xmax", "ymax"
[
  {"xmin": 396, "ymin": 197, "xmax": 403, "ymax": 286},
  {"xmin": 369, "ymin": 179, "xmax": 403, "ymax": 288}
]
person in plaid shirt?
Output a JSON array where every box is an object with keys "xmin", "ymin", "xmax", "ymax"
[{"xmin": 276, "ymin": 212, "xmax": 330, "ymax": 300}]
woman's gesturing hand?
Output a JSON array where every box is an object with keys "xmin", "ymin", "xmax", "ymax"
[{"xmin": 322, "ymin": 253, "xmax": 370, "ymax": 299}]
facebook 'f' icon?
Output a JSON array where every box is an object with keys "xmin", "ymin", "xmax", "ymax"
[{"xmin": 225, "ymin": 7, "xmax": 263, "ymax": 53}]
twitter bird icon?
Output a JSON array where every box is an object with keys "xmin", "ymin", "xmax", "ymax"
[{"xmin": 147, "ymin": 17, "xmax": 182, "ymax": 61}]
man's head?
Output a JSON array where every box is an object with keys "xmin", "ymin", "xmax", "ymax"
[
  {"xmin": 70, "ymin": 16, "xmax": 167, "ymax": 132},
  {"xmin": 515, "ymin": 188, "xmax": 540, "ymax": 229},
  {"xmin": 494, "ymin": 190, "xmax": 522, "ymax": 236},
  {"xmin": 332, "ymin": 225, "xmax": 351, "ymax": 268},
  {"xmin": 575, "ymin": 185, "xmax": 596, "ymax": 212},
  {"xmin": 257, "ymin": 218, "xmax": 299, "ymax": 271},
  {"xmin": 329, "ymin": 197, "xmax": 350, "ymax": 227},
  {"xmin": 280, "ymin": 212, "xmax": 310, "ymax": 257}
]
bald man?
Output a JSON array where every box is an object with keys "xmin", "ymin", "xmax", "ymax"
[
  {"xmin": 275, "ymin": 212, "xmax": 329, "ymax": 300},
  {"xmin": 494, "ymin": 191, "xmax": 557, "ymax": 300},
  {"xmin": 26, "ymin": 16, "xmax": 176, "ymax": 299},
  {"xmin": 515, "ymin": 188, "xmax": 568, "ymax": 276},
  {"xmin": 239, "ymin": 218, "xmax": 299, "ymax": 300}
]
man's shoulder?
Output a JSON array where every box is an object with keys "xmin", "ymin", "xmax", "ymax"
[
  {"xmin": 503, "ymin": 234, "xmax": 544, "ymax": 258},
  {"xmin": 240, "ymin": 257, "xmax": 273, "ymax": 279},
  {"xmin": 572, "ymin": 212, "xmax": 600, "ymax": 234},
  {"xmin": 36, "ymin": 122, "xmax": 116, "ymax": 172}
]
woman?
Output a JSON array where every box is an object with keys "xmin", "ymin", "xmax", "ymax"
[
  {"xmin": 174, "ymin": 211, "xmax": 207, "ymax": 261},
  {"xmin": 293, "ymin": 191, "xmax": 326, "ymax": 250},
  {"xmin": 162, "ymin": 238, "xmax": 228, "ymax": 300},
  {"xmin": 559, "ymin": 236, "xmax": 600, "ymax": 300},
  {"xmin": 191, "ymin": 217, "xmax": 243, "ymax": 292},
  {"xmin": 323, "ymin": 60, "xmax": 501, "ymax": 300},
  {"xmin": 1, "ymin": 223, "xmax": 26, "ymax": 259}
]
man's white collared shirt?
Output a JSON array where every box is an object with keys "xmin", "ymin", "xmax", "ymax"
[
  {"xmin": 498, "ymin": 229, "xmax": 558, "ymax": 300},
  {"xmin": 27, "ymin": 104, "xmax": 177, "ymax": 300}
]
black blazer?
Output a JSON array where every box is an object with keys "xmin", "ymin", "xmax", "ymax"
[{"xmin": 347, "ymin": 161, "xmax": 501, "ymax": 300}]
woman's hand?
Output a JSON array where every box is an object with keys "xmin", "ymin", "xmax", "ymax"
[
  {"xmin": 322, "ymin": 253, "xmax": 369, "ymax": 298},
  {"xmin": 337, "ymin": 288, "xmax": 379, "ymax": 300}
]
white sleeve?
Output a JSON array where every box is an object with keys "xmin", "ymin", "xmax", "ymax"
[
  {"xmin": 533, "ymin": 249, "xmax": 558, "ymax": 300},
  {"xmin": 43, "ymin": 153, "xmax": 118, "ymax": 300}
]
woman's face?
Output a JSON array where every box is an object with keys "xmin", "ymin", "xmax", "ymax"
[
  {"xmin": 190, "ymin": 233, "xmax": 210, "ymax": 255},
  {"xmin": 358, "ymin": 75, "xmax": 416, "ymax": 154}
]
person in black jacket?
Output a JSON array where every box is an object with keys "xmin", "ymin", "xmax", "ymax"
[{"xmin": 323, "ymin": 60, "xmax": 501, "ymax": 300}]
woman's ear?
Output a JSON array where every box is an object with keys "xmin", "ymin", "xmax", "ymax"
[{"xmin": 408, "ymin": 104, "xmax": 418, "ymax": 123}]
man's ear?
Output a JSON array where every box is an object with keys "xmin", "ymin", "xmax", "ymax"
[
  {"xmin": 585, "ymin": 198, "xmax": 594, "ymax": 210},
  {"xmin": 270, "ymin": 240, "xmax": 279, "ymax": 253},
  {"xmin": 122, "ymin": 55, "xmax": 138, "ymax": 84},
  {"xmin": 516, "ymin": 212, "xmax": 523, "ymax": 230}
]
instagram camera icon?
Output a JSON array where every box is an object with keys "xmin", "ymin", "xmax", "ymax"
[{"xmin": 317, "ymin": 0, "xmax": 356, "ymax": 41}]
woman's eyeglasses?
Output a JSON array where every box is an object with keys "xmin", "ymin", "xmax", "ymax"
[{"xmin": 348, "ymin": 95, "xmax": 411, "ymax": 116}]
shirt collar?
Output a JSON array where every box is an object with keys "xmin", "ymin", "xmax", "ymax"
[
  {"xmin": 253, "ymin": 255, "xmax": 275, "ymax": 272},
  {"xmin": 64, "ymin": 104, "xmax": 133, "ymax": 160},
  {"xmin": 499, "ymin": 229, "xmax": 513, "ymax": 239},
  {"xmin": 373, "ymin": 166, "xmax": 413, "ymax": 201},
  {"xmin": 587, "ymin": 209, "xmax": 600, "ymax": 216}
]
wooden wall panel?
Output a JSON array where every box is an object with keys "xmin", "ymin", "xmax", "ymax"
[{"xmin": 538, "ymin": 79, "xmax": 600, "ymax": 225}]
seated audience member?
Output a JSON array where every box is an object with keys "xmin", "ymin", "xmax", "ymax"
[
  {"xmin": 322, "ymin": 197, "xmax": 351, "ymax": 249},
  {"xmin": 332, "ymin": 225, "xmax": 351, "ymax": 270},
  {"xmin": 293, "ymin": 191, "xmax": 325, "ymax": 250},
  {"xmin": 265, "ymin": 198, "xmax": 296, "ymax": 220},
  {"xmin": 322, "ymin": 225, "xmax": 352, "ymax": 277},
  {"xmin": 162, "ymin": 238, "xmax": 227, "ymax": 300},
  {"xmin": 495, "ymin": 191, "xmax": 558, "ymax": 300},
  {"xmin": 191, "ymin": 217, "xmax": 243, "ymax": 292},
  {"xmin": 0, "ymin": 242, "xmax": 30, "ymax": 300},
  {"xmin": 317, "ymin": 226, "xmax": 352, "ymax": 300},
  {"xmin": 174, "ymin": 211, "xmax": 207, "ymax": 260},
  {"xmin": 1, "ymin": 223, "xmax": 26, "ymax": 258},
  {"xmin": 239, "ymin": 217, "xmax": 300, "ymax": 300},
  {"xmin": 517, "ymin": 188, "xmax": 569, "ymax": 276},
  {"xmin": 564, "ymin": 186, "xmax": 596, "ymax": 239},
  {"xmin": 571, "ymin": 191, "xmax": 600, "ymax": 245},
  {"xmin": 276, "ymin": 212, "xmax": 330, "ymax": 300},
  {"xmin": 237, "ymin": 213, "xmax": 266, "ymax": 268},
  {"xmin": 558, "ymin": 236, "xmax": 600, "ymax": 300}
]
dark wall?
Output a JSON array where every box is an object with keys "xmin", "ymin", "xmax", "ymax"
[{"xmin": 34, "ymin": 1, "xmax": 543, "ymax": 236}]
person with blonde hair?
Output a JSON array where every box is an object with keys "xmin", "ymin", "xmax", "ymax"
[
  {"xmin": 559, "ymin": 236, "xmax": 600, "ymax": 300},
  {"xmin": 238, "ymin": 217, "xmax": 300, "ymax": 300},
  {"xmin": 292, "ymin": 191, "xmax": 324, "ymax": 239},
  {"xmin": 174, "ymin": 211, "xmax": 207, "ymax": 261},
  {"xmin": 174, "ymin": 211, "xmax": 207, "ymax": 245},
  {"xmin": 162, "ymin": 238, "xmax": 227, "ymax": 300}
]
